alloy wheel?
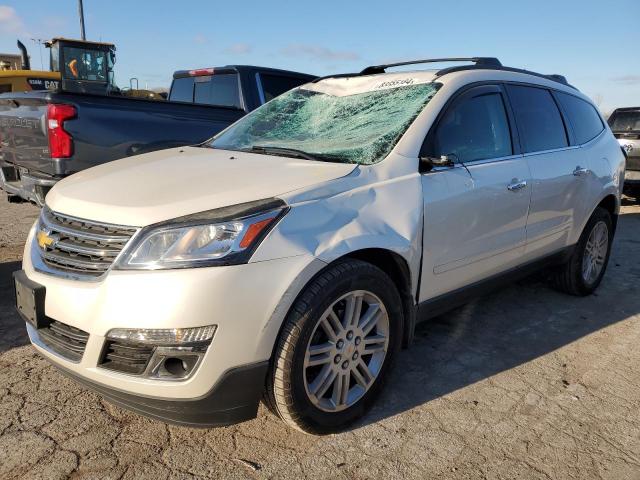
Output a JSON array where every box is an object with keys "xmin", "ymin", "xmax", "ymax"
[
  {"xmin": 303, "ymin": 290, "xmax": 390, "ymax": 412},
  {"xmin": 582, "ymin": 220, "xmax": 609, "ymax": 284}
]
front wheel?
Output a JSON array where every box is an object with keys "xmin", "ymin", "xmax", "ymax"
[
  {"xmin": 265, "ymin": 259, "xmax": 403, "ymax": 434},
  {"xmin": 552, "ymin": 207, "xmax": 613, "ymax": 296}
]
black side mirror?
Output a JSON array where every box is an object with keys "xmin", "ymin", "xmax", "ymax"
[{"xmin": 419, "ymin": 153, "xmax": 457, "ymax": 172}]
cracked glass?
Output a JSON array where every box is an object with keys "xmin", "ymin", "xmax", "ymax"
[{"xmin": 210, "ymin": 82, "xmax": 441, "ymax": 165}]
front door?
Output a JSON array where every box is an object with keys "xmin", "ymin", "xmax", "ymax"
[{"xmin": 419, "ymin": 84, "xmax": 532, "ymax": 301}]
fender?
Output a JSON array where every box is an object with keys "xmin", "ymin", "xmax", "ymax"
[{"xmin": 256, "ymin": 160, "xmax": 424, "ymax": 299}]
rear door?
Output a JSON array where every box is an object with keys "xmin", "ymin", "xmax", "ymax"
[
  {"xmin": 419, "ymin": 84, "xmax": 532, "ymax": 300},
  {"xmin": 505, "ymin": 84, "xmax": 590, "ymax": 256},
  {"xmin": 554, "ymin": 91, "xmax": 608, "ymax": 228}
]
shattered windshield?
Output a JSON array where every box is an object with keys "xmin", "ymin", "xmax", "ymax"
[{"xmin": 209, "ymin": 82, "xmax": 441, "ymax": 165}]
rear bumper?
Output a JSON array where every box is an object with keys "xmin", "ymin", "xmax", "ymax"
[
  {"xmin": 0, "ymin": 163, "xmax": 58, "ymax": 205},
  {"xmin": 44, "ymin": 347, "xmax": 269, "ymax": 428}
]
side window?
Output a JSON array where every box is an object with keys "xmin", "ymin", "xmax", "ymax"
[
  {"xmin": 259, "ymin": 74, "xmax": 307, "ymax": 102},
  {"xmin": 432, "ymin": 91, "xmax": 513, "ymax": 163},
  {"xmin": 556, "ymin": 92, "xmax": 604, "ymax": 144},
  {"xmin": 506, "ymin": 85, "xmax": 568, "ymax": 153}
]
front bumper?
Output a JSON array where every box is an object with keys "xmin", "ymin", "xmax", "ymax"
[
  {"xmin": 20, "ymin": 223, "xmax": 323, "ymax": 425},
  {"xmin": 0, "ymin": 163, "xmax": 57, "ymax": 205},
  {"xmin": 42, "ymin": 345, "xmax": 269, "ymax": 428}
]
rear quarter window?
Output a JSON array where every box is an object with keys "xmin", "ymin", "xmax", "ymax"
[
  {"xmin": 556, "ymin": 92, "xmax": 603, "ymax": 144},
  {"xmin": 506, "ymin": 85, "xmax": 568, "ymax": 153}
]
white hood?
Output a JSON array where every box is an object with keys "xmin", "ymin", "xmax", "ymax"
[{"xmin": 46, "ymin": 146, "xmax": 356, "ymax": 226}]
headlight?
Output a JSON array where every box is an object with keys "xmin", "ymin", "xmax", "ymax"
[{"xmin": 115, "ymin": 203, "xmax": 286, "ymax": 270}]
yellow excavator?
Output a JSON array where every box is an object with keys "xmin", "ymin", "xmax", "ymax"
[
  {"xmin": 0, "ymin": 40, "xmax": 61, "ymax": 93},
  {"xmin": 0, "ymin": 39, "xmax": 162, "ymax": 99}
]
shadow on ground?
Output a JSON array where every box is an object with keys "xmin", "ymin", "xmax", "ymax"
[{"xmin": 360, "ymin": 208, "xmax": 640, "ymax": 427}]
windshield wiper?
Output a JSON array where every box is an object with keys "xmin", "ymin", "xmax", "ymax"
[{"xmin": 247, "ymin": 145, "xmax": 348, "ymax": 164}]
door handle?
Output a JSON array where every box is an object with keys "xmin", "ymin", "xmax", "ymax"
[
  {"xmin": 573, "ymin": 166, "xmax": 590, "ymax": 176},
  {"xmin": 507, "ymin": 180, "xmax": 527, "ymax": 191}
]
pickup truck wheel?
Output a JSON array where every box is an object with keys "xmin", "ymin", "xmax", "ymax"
[
  {"xmin": 552, "ymin": 207, "xmax": 612, "ymax": 296},
  {"xmin": 265, "ymin": 259, "xmax": 403, "ymax": 434}
]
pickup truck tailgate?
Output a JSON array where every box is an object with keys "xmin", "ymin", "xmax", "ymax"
[
  {"xmin": 0, "ymin": 95, "xmax": 51, "ymax": 174},
  {"xmin": 615, "ymin": 133, "xmax": 640, "ymax": 171}
]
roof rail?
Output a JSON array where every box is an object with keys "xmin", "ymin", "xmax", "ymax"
[
  {"xmin": 310, "ymin": 57, "xmax": 574, "ymax": 90},
  {"xmin": 434, "ymin": 64, "xmax": 576, "ymax": 89},
  {"xmin": 359, "ymin": 57, "xmax": 502, "ymax": 75}
]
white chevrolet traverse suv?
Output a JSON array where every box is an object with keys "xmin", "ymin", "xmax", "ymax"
[{"xmin": 15, "ymin": 58, "xmax": 625, "ymax": 434}]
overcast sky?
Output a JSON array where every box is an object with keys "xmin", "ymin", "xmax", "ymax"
[{"xmin": 0, "ymin": 0, "xmax": 637, "ymax": 112}]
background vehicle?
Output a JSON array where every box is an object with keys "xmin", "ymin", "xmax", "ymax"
[
  {"xmin": 14, "ymin": 58, "xmax": 624, "ymax": 434},
  {"xmin": 608, "ymin": 107, "xmax": 640, "ymax": 198},
  {"xmin": 0, "ymin": 65, "xmax": 315, "ymax": 204},
  {"xmin": 0, "ymin": 38, "xmax": 117, "ymax": 95}
]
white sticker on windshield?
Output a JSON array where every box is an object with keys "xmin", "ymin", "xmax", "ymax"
[{"xmin": 372, "ymin": 78, "xmax": 416, "ymax": 90}]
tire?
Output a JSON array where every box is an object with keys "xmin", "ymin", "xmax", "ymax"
[
  {"xmin": 552, "ymin": 207, "xmax": 613, "ymax": 296},
  {"xmin": 265, "ymin": 259, "xmax": 403, "ymax": 434}
]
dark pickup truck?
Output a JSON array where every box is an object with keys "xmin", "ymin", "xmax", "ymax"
[
  {"xmin": 608, "ymin": 107, "xmax": 640, "ymax": 198},
  {"xmin": 0, "ymin": 65, "xmax": 315, "ymax": 204}
]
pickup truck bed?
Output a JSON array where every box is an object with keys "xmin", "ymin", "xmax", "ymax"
[{"xmin": 0, "ymin": 65, "xmax": 315, "ymax": 204}]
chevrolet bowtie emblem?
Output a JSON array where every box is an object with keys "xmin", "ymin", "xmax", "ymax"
[{"xmin": 37, "ymin": 230, "xmax": 56, "ymax": 249}]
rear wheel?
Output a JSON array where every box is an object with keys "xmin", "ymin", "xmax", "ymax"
[
  {"xmin": 265, "ymin": 259, "xmax": 403, "ymax": 434},
  {"xmin": 552, "ymin": 207, "xmax": 613, "ymax": 296}
]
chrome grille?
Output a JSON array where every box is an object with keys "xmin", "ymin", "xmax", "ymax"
[{"xmin": 37, "ymin": 207, "xmax": 138, "ymax": 277}]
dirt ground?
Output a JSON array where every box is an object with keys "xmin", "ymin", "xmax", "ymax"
[{"xmin": 0, "ymin": 199, "xmax": 639, "ymax": 479}]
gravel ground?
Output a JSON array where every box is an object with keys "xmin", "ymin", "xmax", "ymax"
[
  {"xmin": 0, "ymin": 200, "xmax": 639, "ymax": 479},
  {"xmin": 0, "ymin": 201, "xmax": 39, "ymax": 262}
]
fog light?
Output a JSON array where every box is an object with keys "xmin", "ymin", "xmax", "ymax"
[
  {"xmin": 104, "ymin": 326, "xmax": 217, "ymax": 380},
  {"xmin": 106, "ymin": 325, "xmax": 216, "ymax": 345},
  {"xmin": 163, "ymin": 357, "xmax": 188, "ymax": 376},
  {"xmin": 146, "ymin": 347, "xmax": 206, "ymax": 380}
]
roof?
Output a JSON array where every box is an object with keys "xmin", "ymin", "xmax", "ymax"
[
  {"xmin": 48, "ymin": 38, "xmax": 115, "ymax": 48},
  {"xmin": 172, "ymin": 65, "xmax": 316, "ymax": 79},
  {"xmin": 313, "ymin": 57, "xmax": 574, "ymax": 90},
  {"xmin": 306, "ymin": 66, "xmax": 585, "ymax": 104},
  {"xmin": 610, "ymin": 106, "xmax": 640, "ymax": 112},
  {"xmin": 306, "ymin": 70, "xmax": 438, "ymax": 96}
]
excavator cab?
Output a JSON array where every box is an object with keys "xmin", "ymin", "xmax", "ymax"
[{"xmin": 47, "ymin": 38, "xmax": 117, "ymax": 95}]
